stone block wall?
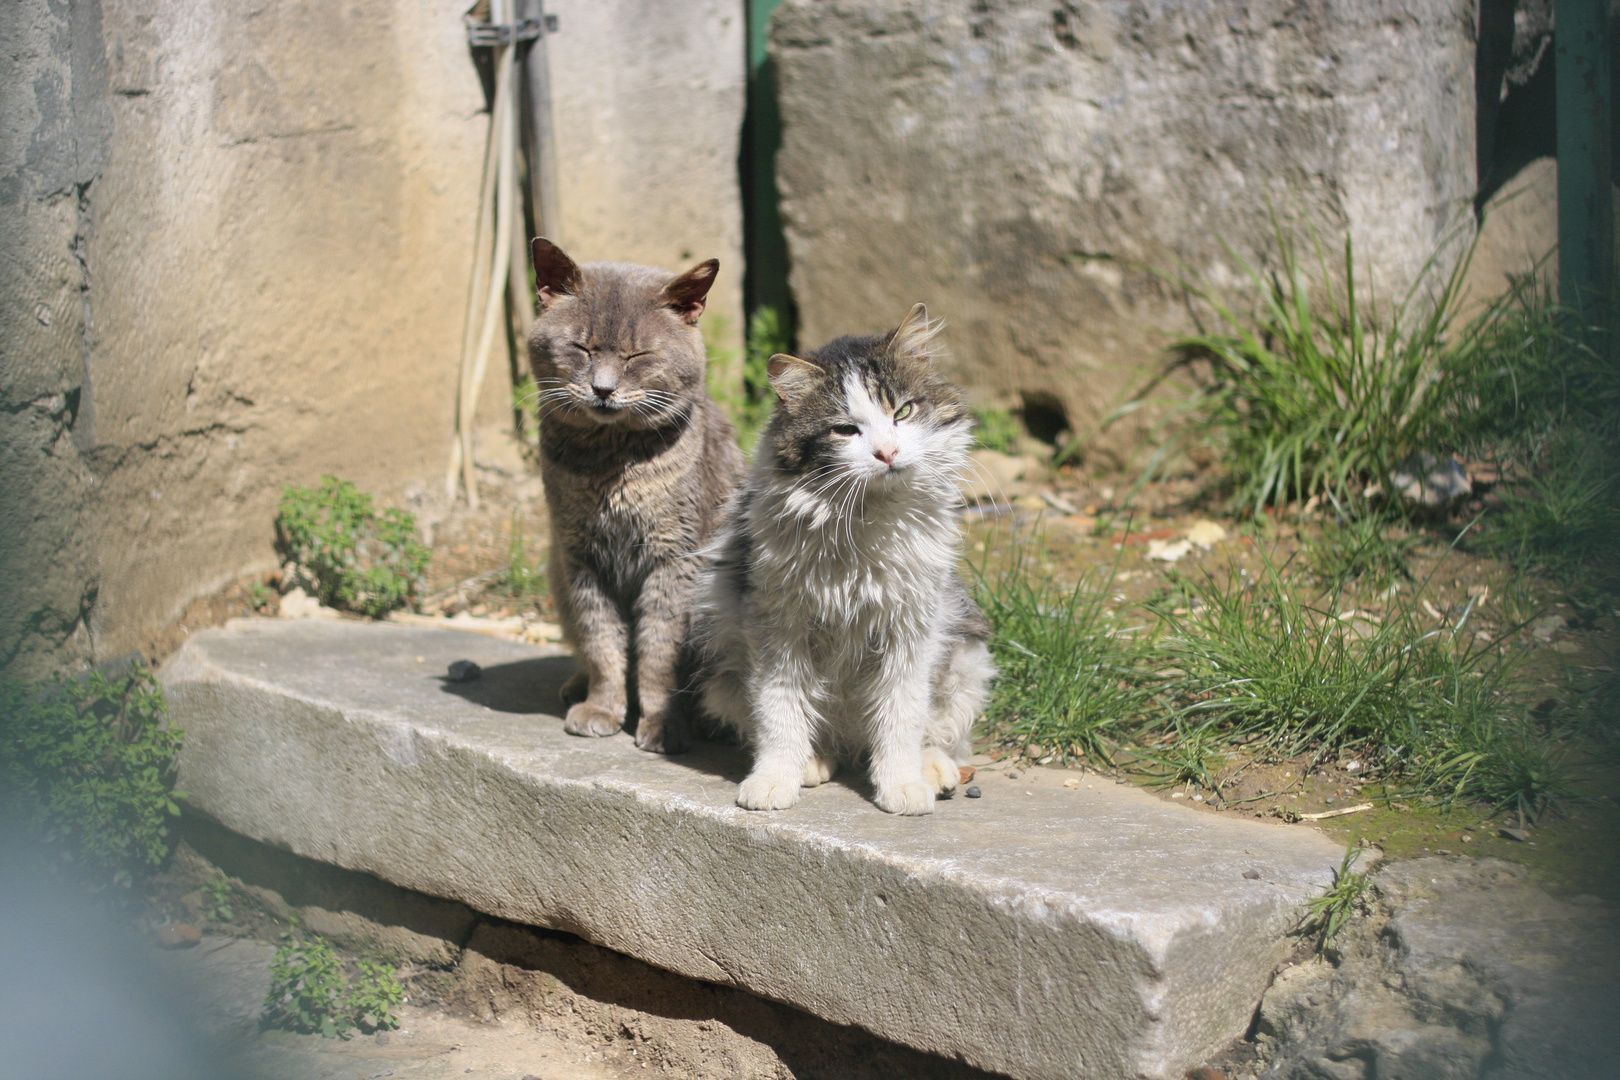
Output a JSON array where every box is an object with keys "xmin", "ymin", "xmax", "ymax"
[
  {"xmin": 770, "ymin": 0, "xmax": 1480, "ymax": 449},
  {"xmin": 0, "ymin": 0, "xmax": 743, "ymax": 677}
]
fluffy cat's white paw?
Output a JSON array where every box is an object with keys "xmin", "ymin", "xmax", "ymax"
[
  {"xmin": 802, "ymin": 755, "xmax": 836, "ymax": 787},
  {"xmin": 921, "ymin": 747, "xmax": 959, "ymax": 794},
  {"xmin": 737, "ymin": 770, "xmax": 802, "ymax": 811},
  {"xmin": 874, "ymin": 780, "xmax": 935, "ymax": 816}
]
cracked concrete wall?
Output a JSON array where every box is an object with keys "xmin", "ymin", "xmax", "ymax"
[
  {"xmin": 770, "ymin": 0, "xmax": 1478, "ymax": 455},
  {"xmin": 0, "ymin": 0, "xmax": 744, "ymax": 678}
]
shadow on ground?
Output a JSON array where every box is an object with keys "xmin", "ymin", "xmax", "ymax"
[{"xmin": 162, "ymin": 816, "xmax": 1008, "ymax": 1080}]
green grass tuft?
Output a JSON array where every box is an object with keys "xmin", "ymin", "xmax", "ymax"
[
  {"xmin": 971, "ymin": 540, "xmax": 1158, "ymax": 764},
  {"xmin": 1160, "ymin": 220, "xmax": 1515, "ymax": 518},
  {"xmin": 1301, "ymin": 836, "xmax": 1373, "ymax": 952},
  {"xmin": 501, "ymin": 510, "xmax": 548, "ymax": 602},
  {"xmin": 1303, "ymin": 512, "xmax": 1419, "ymax": 590}
]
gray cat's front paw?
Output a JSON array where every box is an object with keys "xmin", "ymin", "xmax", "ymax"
[
  {"xmin": 559, "ymin": 672, "xmax": 588, "ymax": 708},
  {"xmin": 633, "ymin": 711, "xmax": 690, "ymax": 754},
  {"xmin": 564, "ymin": 701, "xmax": 624, "ymax": 738}
]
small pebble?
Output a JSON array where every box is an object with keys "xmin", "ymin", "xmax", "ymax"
[
  {"xmin": 447, "ymin": 659, "xmax": 482, "ymax": 683},
  {"xmin": 1436, "ymin": 848, "xmax": 1452, "ymax": 856},
  {"xmin": 1063, "ymin": 778, "xmax": 1080, "ymax": 788},
  {"xmin": 1242, "ymin": 869, "xmax": 1262, "ymax": 880},
  {"xmin": 1006, "ymin": 771, "xmax": 1020, "ymax": 779},
  {"xmin": 1192, "ymin": 794, "xmax": 1204, "ymax": 802},
  {"xmin": 1500, "ymin": 826, "xmax": 1532, "ymax": 842},
  {"xmin": 375, "ymin": 1032, "xmax": 390, "ymax": 1045},
  {"xmin": 1171, "ymin": 791, "xmax": 1185, "ymax": 799},
  {"xmin": 965, "ymin": 786, "xmax": 982, "ymax": 798}
]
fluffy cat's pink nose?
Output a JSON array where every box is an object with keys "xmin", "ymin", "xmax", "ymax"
[{"xmin": 874, "ymin": 445, "xmax": 898, "ymax": 465}]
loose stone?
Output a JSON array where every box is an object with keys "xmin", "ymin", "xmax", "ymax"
[
  {"xmin": 447, "ymin": 659, "xmax": 482, "ymax": 682},
  {"xmin": 965, "ymin": 786, "xmax": 981, "ymax": 798}
]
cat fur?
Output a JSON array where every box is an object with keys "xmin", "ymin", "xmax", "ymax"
[
  {"xmin": 694, "ymin": 304, "xmax": 995, "ymax": 814},
  {"xmin": 528, "ymin": 237, "xmax": 745, "ymax": 753}
]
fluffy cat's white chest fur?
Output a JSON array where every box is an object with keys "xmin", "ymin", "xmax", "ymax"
[{"xmin": 745, "ymin": 479, "xmax": 958, "ymax": 640}]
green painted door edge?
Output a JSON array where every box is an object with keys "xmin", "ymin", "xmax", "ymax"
[
  {"xmin": 742, "ymin": 0, "xmax": 794, "ymax": 346},
  {"xmin": 1553, "ymin": 0, "xmax": 1614, "ymax": 321}
]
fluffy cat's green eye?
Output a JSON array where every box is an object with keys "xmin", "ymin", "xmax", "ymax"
[
  {"xmin": 831, "ymin": 423, "xmax": 860, "ymax": 436},
  {"xmin": 893, "ymin": 402, "xmax": 915, "ymax": 421}
]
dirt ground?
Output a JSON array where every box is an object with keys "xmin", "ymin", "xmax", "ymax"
[
  {"xmin": 963, "ymin": 455, "xmax": 1620, "ymax": 903},
  {"xmin": 134, "ymin": 820, "xmax": 1001, "ymax": 1080}
]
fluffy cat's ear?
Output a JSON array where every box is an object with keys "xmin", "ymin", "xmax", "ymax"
[
  {"xmin": 532, "ymin": 238, "xmax": 582, "ymax": 305},
  {"xmin": 661, "ymin": 259, "xmax": 720, "ymax": 325},
  {"xmin": 888, "ymin": 302, "xmax": 941, "ymax": 364},
  {"xmin": 767, "ymin": 353, "xmax": 825, "ymax": 402}
]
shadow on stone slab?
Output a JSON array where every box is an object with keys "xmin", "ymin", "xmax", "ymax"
[
  {"xmin": 436, "ymin": 654, "xmax": 576, "ymax": 715},
  {"xmin": 174, "ymin": 814, "xmax": 480, "ymax": 966},
  {"xmin": 460, "ymin": 918, "xmax": 1008, "ymax": 1080}
]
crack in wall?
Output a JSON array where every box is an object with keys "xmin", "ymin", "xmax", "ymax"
[{"xmin": 72, "ymin": 178, "xmax": 97, "ymax": 453}]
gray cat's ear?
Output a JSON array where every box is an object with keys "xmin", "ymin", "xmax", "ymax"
[
  {"xmin": 661, "ymin": 259, "xmax": 719, "ymax": 325},
  {"xmin": 767, "ymin": 353, "xmax": 824, "ymax": 401},
  {"xmin": 532, "ymin": 238, "xmax": 582, "ymax": 305},
  {"xmin": 888, "ymin": 302, "xmax": 941, "ymax": 364}
]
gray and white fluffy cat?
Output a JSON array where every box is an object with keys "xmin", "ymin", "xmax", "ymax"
[
  {"xmin": 694, "ymin": 304, "xmax": 995, "ymax": 815},
  {"xmin": 528, "ymin": 238, "xmax": 745, "ymax": 753}
]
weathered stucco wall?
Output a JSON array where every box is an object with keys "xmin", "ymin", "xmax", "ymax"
[
  {"xmin": 0, "ymin": 0, "xmax": 744, "ymax": 677},
  {"xmin": 549, "ymin": 0, "xmax": 747, "ymax": 353},
  {"xmin": 770, "ymin": 0, "xmax": 1479, "ymax": 450}
]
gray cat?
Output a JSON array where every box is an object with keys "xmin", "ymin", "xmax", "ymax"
[
  {"xmin": 528, "ymin": 238, "xmax": 745, "ymax": 753},
  {"xmin": 693, "ymin": 304, "xmax": 995, "ymax": 813}
]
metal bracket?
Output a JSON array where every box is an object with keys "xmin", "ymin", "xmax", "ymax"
[{"xmin": 464, "ymin": 12, "xmax": 557, "ymax": 47}]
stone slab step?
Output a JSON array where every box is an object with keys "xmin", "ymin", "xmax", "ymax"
[{"xmin": 161, "ymin": 619, "xmax": 1345, "ymax": 1080}]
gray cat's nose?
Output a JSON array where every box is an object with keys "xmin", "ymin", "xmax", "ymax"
[{"xmin": 593, "ymin": 383, "xmax": 615, "ymax": 401}]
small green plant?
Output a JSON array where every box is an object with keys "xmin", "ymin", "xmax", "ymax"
[
  {"xmin": 276, "ymin": 477, "xmax": 431, "ymax": 618},
  {"xmin": 247, "ymin": 580, "xmax": 277, "ymax": 613},
  {"xmin": 0, "ymin": 665, "xmax": 184, "ymax": 887},
  {"xmin": 264, "ymin": 936, "xmax": 405, "ymax": 1038},
  {"xmin": 203, "ymin": 875, "xmax": 235, "ymax": 923},
  {"xmin": 503, "ymin": 511, "xmax": 548, "ymax": 601},
  {"xmin": 513, "ymin": 374, "xmax": 542, "ymax": 445},
  {"xmin": 707, "ymin": 307, "xmax": 788, "ymax": 453},
  {"xmin": 1301, "ymin": 837, "xmax": 1373, "ymax": 952},
  {"xmin": 971, "ymin": 406, "xmax": 1024, "ymax": 454}
]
